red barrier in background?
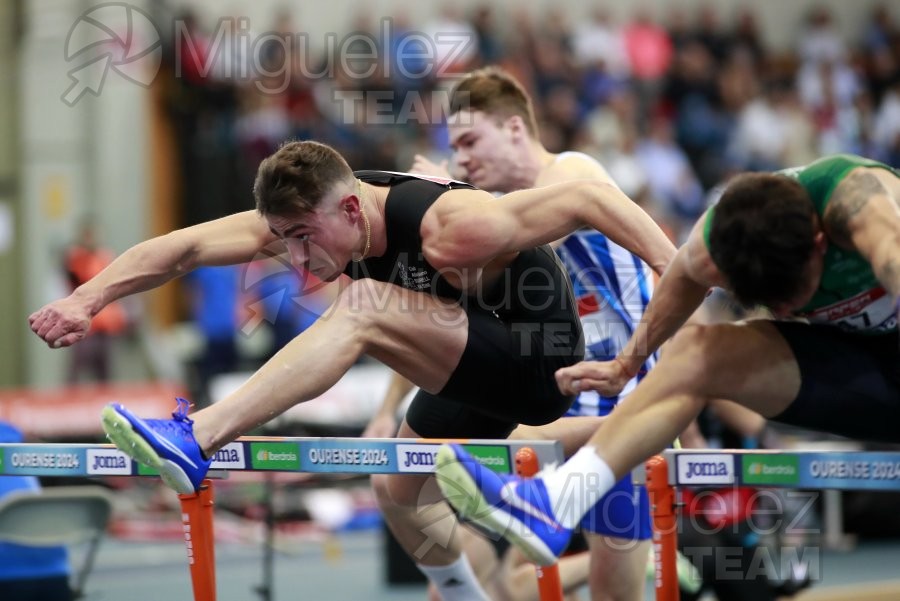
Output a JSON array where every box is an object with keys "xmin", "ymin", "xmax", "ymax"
[{"xmin": 0, "ymin": 381, "xmax": 186, "ymax": 437}]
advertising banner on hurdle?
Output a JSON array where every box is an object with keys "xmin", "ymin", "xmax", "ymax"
[
  {"xmin": 742, "ymin": 454, "xmax": 800, "ymax": 486},
  {"xmin": 796, "ymin": 452, "xmax": 900, "ymax": 490},
  {"xmin": 0, "ymin": 438, "xmax": 562, "ymax": 478},
  {"xmin": 0, "ymin": 445, "xmax": 86, "ymax": 476},
  {"xmin": 668, "ymin": 450, "xmax": 900, "ymax": 491}
]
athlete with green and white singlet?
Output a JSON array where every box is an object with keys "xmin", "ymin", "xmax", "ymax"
[{"xmin": 435, "ymin": 154, "xmax": 900, "ymax": 566}]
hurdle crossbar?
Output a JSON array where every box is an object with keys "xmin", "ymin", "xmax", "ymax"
[
  {"xmin": 659, "ymin": 448, "xmax": 900, "ymax": 491},
  {"xmin": 0, "ymin": 436, "xmax": 564, "ymax": 478},
  {"xmin": 0, "ymin": 437, "xmax": 563, "ymax": 601},
  {"xmin": 645, "ymin": 448, "xmax": 900, "ymax": 601}
]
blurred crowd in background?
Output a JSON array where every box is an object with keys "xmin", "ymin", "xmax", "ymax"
[
  {"xmin": 61, "ymin": 2, "xmax": 900, "ymax": 396},
  {"xmin": 155, "ymin": 3, "xmax": 900, "ymax": 243}
]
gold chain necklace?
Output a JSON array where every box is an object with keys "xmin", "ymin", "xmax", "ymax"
[{"xmin": 354, "ymin": 179, "xmax": 371, "ymax": 262}]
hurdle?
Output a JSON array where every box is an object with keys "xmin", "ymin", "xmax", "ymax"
[
  {"xmin": 0, "ymin": 436, "xmax": 564, "ymax": 600},
  {"xmin": 516, "ymin": 447, "xmax": 564, "ymax": 601},
  {"xmin": 645, "ymin": 448, "xmax": 900, "ymax": 601}
]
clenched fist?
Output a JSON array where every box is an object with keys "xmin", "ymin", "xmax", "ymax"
[
  {"xmin": 28, "ymin": 295, "xmax": 94, "ymax": 348},
  {"xmin": 555, "ymin": 359, "xmax": 635, "ymax": 397}
]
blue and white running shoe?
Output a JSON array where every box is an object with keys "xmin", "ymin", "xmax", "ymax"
[
  {"xmin": 435, "ymin": 443, "xmax": 572, "ymax": 566},
  {"xmin": 101, "ymin": 398, "xmax": 211, "ymax": 494}
]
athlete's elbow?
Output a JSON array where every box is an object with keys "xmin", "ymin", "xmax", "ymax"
[
  {"xmin": 650, "ymin": 251, "xmax": 677, "ymax": 277},
  {"xmin": 423, "ymin": 235, "xmax": 485, "ymax": 270},
  {"xmin": 553, "ymin": 180, "xmax": 614, "ymax": 231},
  {"xmin": 579, "ymin": 179, "xmax": 623, "ymax": 213},
  {"xmin": 422, "ymin": 238, "xmax": 457, "ymax": 271},
  {"xmin": 154, "ymin": 232, "xmax": 199, "ymax": 276}
]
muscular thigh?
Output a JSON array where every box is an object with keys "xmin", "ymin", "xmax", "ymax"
[
  {"xmin": 342, "ymin": 279, "xmax": 469, "ymax": 393},
  {"xmin": 436, "ymin": 307, "xmax": 580, "ymax": 426},
  {"xmin": 405, "ymin": 389, "xmax": 518, "ymax": 440},
  {"xmin": 674, "ymin": 320, "xmax": 802, "ymax": 417},
  {"xmin": 693, "ymin": 320, "xmax": 900, "ymax": 442},
  {"xmin": 350, "ymin": 279, "xmax": 580, "ymax": 421}
]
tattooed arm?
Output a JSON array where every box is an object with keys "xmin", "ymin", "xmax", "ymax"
[{"xmin": 824, "ymin": 167, "xmax": 900, "ymax": 303}]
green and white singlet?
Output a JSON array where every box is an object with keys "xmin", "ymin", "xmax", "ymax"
[{"xmin": 705, "ymin": 154, "xmax": 899, "ymax": 334}]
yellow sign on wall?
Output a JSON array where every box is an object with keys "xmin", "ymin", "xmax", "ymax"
[{"xmin": 42, "ymin": 175, "xmax": 68, "ymax": 220}]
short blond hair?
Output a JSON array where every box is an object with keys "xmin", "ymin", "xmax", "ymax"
[{"xmin": 449, "ymin": 67, "xmax": 539, "ymax": 136}]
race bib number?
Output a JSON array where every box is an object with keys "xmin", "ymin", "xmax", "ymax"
[{"xmin": 799, "ymin": 287, "xmax": 896, "ymax": 333}]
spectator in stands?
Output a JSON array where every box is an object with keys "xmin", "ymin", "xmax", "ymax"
[
  {"xmin": 623, "ymin": 9, "xmax": 673, "ymax": 128},
  {"xmin": 64, "ymin": 219, "xmax": 127, "ymax": 383},
  {"xmin": 635, "ymin": 114, "xmax": 704, "ymax": 241},
  {"xmin": 873, "ymin": 78, "xmax": 900, "ymax": 164},
  {"xmin": 187, "ymin": 266, "xmax": 241, "ymax": 403}
]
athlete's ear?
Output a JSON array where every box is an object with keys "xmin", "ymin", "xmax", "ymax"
[
  {"xmin": 813, "ymin": 229, "xmax": 827, "ymax": 255},
  {"xmin": 505, "ymin": 115, "xmax": 527, "ymax": 141},
  {"xmin": 339, "ymin": 189, "xmax": 361, "ymax": 220}
]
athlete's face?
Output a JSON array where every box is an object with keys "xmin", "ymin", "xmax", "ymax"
[
  {"xmin": 448, "ymin": 109, "xmax": 524, "ymax": 192},
  {"xmin": 266, "ymin": 184, "xmax": 362, "ymax": 282},
  {"xmin": 769, "ymin": 229, "xmax": 828, "ymax": 317}
]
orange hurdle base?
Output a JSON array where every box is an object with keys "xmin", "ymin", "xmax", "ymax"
[
  {"xmin": 646, "ymin": 455, "xmax": 679, "ymax": 601},
  {"xmin": 515, "ymin": 447, "xmax": 565, "ymax": 601},
  {"xmin": 179, "ymin": 479, "xmax": 217, "ymax": 601}
]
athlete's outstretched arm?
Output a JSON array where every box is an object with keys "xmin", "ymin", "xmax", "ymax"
[
  {"xmin": 556, "ymin": 216, "xmax": 721, "ymax": 396},
  {"xmin": 421, "ymin": 181, "xmax": 676, "ymax": 275},
  {"xmin": 30, "ymin": 211, "xmax": 278, "ymax": 347}
]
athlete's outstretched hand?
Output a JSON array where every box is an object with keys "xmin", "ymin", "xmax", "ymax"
[
  {"xmin": 556, "ymin": 359, "xmax": 633, "ymax": 397},
  {"xmin": 28, "ymin": 295, "xmax": 93, "ymax": 348},
  {"xmin": 409, "ymin": 154, "xmax": 451, "ymax": 179}
]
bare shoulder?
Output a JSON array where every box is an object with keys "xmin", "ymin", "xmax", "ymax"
[
  {"xmin": 824, "ymin": 166, "xmax": 900, "ymax": 249},
  {"xmin": 420, "ymin": 187, "xmax": 497, "ymax": 233},
  {"xmin": 428, "ymin": 186, "xmax": 496, "ymax": 211},
  {"xmin": 535, "ymin": 152, "xmax": 614, "ymax": 187}
]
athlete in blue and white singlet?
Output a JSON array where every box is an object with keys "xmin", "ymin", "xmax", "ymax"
[{"xmin": 553, "ymin": 152, "xmax": 657, "ymax": 418}]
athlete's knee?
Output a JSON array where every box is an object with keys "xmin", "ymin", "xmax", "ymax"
[
  {"xmin": 371, "ymin": 473, "xmax": 393, "ymax": 505},
  {"xmin": 333, "ymin": 279, "xmax": 382, "ymax": 316},
  {"xmin": 372, "ymin": 473, "xmax": 411, "ymax": 507},
  {"xmin": 373, "ymin": 473, "xmax": 430, "ymax": 508},
  {"xmin": 329, "ymin": 279, "xmax": 392, "ymax": 338}
]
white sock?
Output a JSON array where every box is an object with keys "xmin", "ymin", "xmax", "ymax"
[
  {"xmin": 541, "ymin": 446, "xmax": 616, "ymax": 529},
  {"xmin": 418, "ymin": 555, "xmax": 490, "ymax": 601}
]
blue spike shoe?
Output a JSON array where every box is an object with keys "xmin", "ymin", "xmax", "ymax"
[
  {"xmin": 435, "ymin": 443, "xmax": 572, "ymax": 566},
  {"xmin": 101, "ymin": 398, "xmax": 211, "ymax": 494}
]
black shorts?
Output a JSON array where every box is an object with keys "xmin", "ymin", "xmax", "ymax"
[
  {"xmin": 770, "ymin": 321, "xmax": 900, "ymax": 443},
  {"xmin": 406, "ymin": 306, "xmax": 584, "ymax": 439}
]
